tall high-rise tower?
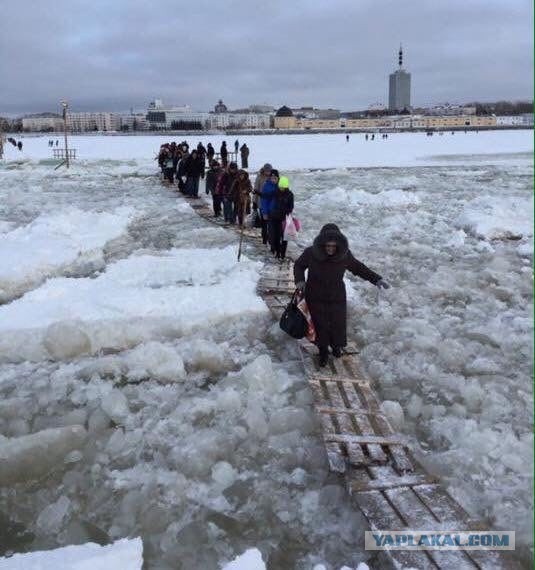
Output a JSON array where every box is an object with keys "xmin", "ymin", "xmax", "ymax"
[{"xmin": 388, "ymin": 44, "xmax": 411, "ymax": 112}]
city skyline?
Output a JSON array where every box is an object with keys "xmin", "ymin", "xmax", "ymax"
[{"xmin": 1, "ymin": 0, "xmax": 533, "ymax": 115}]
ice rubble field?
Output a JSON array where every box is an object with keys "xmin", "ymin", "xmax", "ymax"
[{"xmin": 0, "ymin": 131, "xmax": 532, "ymax": 569}]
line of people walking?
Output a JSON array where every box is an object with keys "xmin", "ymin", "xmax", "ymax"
[
  {"xmin": 157, "ymin": 139, "xmax": 250, "ymax": 192},
  {"xmin": 154, "ymin": 144, "xmax": 390, "ymax": 368}
]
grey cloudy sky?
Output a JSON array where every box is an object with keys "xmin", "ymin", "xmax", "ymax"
[{"xmin": 1, "ymin": 0, "xmax": 532, "ymax": 114}]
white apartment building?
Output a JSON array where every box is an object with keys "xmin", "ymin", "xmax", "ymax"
[
  {"xmin": 67, "ymin": 112, "xmax": 121, "ymax": 132},
  {"xmin": 207, "ymin": 113, "xmax": 271, "ymax": 130},
  {"xmin": 22, "ymin": 117, "xmax": 64, "ymax": 132},
  {"xmin": 496, "ymin": 115, "xmax": 534, "ymax": 126}
]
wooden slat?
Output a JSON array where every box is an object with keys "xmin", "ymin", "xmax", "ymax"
[
  {"xmin": 350, "ymin": 473, "xmax": 437, "ymax": 492},
  {"xmin": 339, "ymin": 380, "xmax": 387, "ymax": 463},
  {"xmin": 324, "ymin": 434, "xmax": 406, "ymax": 446},
  {"xmin": 353, "ymin": 490, "xmax": 437, "ymax": 569},
  {"xmin": 386, "ymin": 486, "xmax": 476, "ymax": 569}
]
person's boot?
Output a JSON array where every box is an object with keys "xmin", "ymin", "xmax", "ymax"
[
  {"xmin": 332, "ymin": 346, "xmax": 342, "ymax": 358},
  {"xmin": 319, "ymin": 347, "xmax": 329, "ymax": 367}
]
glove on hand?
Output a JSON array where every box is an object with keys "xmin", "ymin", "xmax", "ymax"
[{"xmin": 376, "ymin": 279, "xmax": 390, "ymax": 290}]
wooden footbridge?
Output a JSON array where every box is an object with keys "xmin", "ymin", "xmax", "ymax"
[{"xmin": 177, "ymin": 191, "xmax": 520, "ymax": 570}]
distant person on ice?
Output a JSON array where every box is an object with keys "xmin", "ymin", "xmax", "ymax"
[
  {"xmin": 206, "ymin": 142, "xmax": 215, "ymax": 163},
  {"xmin": 234, "ymin": 139, "xmax": 239, "ymax": 153},
  {"xmin": 220, "ymin": 141, "xmax": 228, "ymax": 167},
  {"xmin": 294, "ymin": 224, "xmax": 390, "ymax": 367},
  {"xmin": 239, "ymin": 143, "xmax": 249, "ymax": 169}
]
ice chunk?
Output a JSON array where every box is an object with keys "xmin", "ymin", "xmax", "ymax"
[
  {"xmin": 43, "ymin": 320, "xmax": 91, "ymax": 360},
  {"xmin": 211, "ymin": 461, "xmax": 237, "ymax": 491},
  {"xmin": 407, "ymin": 394, "xmax": 423, "ymax": 419},
  {"xmin": 101, "ymin": 389, "xmax": 129, "ymax": 424},
  {"xmin": 184, "ymin": 339, "xmax": 225, "ymax": 372},
  {"xmin": 0, "ymin": 537, "xmax": 143, "ymax": 570},
  {"xmin": 380, "ymin": 400, "xmax": 405, "ymax": 430},
  {"xmin": 123, "ymin": 341, "xmax": 186, "ymax": 383},
  {"xmin": 0, "ymin": 426, "xmax": 87, "ymax": 485},
  {"xmin": 223, "ymin": 548, "xmax": 265, "ymax": 570},
  {"xmin": 36, "ymin": 495, "xmax": 72, "ymax": 534}
]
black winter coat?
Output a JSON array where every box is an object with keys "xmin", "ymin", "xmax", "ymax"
[
  {"xmin": 270, "ymin": 190, "xmax": 294, "ymax": 221},
  {"xmin": 184, "ymin": 155, "xmax": 205, "ymax": 178},
  {"xmin": 294, "ymin": 224, "xmax": 381, "ymax": 348},
  {"xmin": 205, "ymin": 168, "xmax": 221, "ymax": 194}
]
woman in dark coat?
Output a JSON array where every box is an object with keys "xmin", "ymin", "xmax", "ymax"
[{"xmin": 294, "ymin": 224, "xmax": 389, "ymax": 367}]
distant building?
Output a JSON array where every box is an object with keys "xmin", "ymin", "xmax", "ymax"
[
  {"xmin": 22, "ymin": 116, "xmax": 63, "ymax": 132},
  {"xmin": 214, "ymin": 99, "xmax": 228, "ymax": 114},
  {"xmin": 145, "ymin": 100, "xmax": 209, "ymax": 129},
  {"xmin": 208, "ymin": 112, "xmax": 271, "ymax": 130},
  {"xmin": 425, "ymin": 103, "xmax": 476, "ymax": 116},
  {"xmin": 274, "ymin": 106, "xmax": 295, "ymax": 129},
  {"xmin": 248, "ymin": 104, "xmax": 275, "ymax": 114},
  {"xmin": 274, "ymin": 113, "xmax": 497, "ymax": 131},
  {"xmin": 388, "ymin": 45, "xmax": 411, "ymax": 112},
  {"xmin": 120, "ymin": 113, "xmax": 148, "ymax": 131},
  {"xmin": 368, "ymin": 103, "xmax": 387, "ymax": 113},
  {"xmin": 496, "ymin": 114, "xmax": 533, "ymax": 126},
  {"xmin": 67, "ymin": 112, "xmax": 121, "ymax": 132},
  {"xmin": 316, "ymin": 108, "xmax": 341, "ymax": 120}
]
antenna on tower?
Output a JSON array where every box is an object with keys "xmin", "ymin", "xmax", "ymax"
[{"xmin": 398, "ymin": 44, "xmax": 403, "ymax": 68}]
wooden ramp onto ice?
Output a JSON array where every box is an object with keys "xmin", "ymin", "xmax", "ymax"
[{"xmin": 180, "ymin": 194, "xmax": 520, "ymax": 570}]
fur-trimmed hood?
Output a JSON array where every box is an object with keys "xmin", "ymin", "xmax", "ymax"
[{"xmin": 312, "ymin": 224, "xmax": 349, "ymax": 261}]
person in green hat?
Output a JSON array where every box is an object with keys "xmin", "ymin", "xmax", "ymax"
[{"xmin": 269, "ymin": 175, "xmax": 294, "ymax": 259}]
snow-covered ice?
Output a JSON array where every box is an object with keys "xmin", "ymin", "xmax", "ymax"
[
  {"xmin": 0, "ymin": 131, "xmax": 531, "ymax": 569},
  {"xmin": 0, "ymin": 207, "xmax": 135, "ymax": 302},
  {"xmin": 0, "ymin": 538, "xmax": 143, "ymax": 569}
]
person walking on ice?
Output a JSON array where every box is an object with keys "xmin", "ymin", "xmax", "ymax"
[
  {"xmin": 239, "ymin": 143, "xmax": 249, "ymax": 169},
  {"xmin": 294, "ymin": 224, "xmax": 390, "ymax": 367}
]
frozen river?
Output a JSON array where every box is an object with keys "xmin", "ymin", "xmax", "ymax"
[{"xmin": 0, "ymin": 131, "xmax": 532, "ymax": 568}]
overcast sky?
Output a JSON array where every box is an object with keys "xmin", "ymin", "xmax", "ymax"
[{"xmin": 1, "ymin": 0, "xmax": 532, "ymax": 115}]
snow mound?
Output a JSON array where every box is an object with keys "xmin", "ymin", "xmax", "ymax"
[
  {"xmin": 0, "ymin": 538, "xmax": 143, "ymax": 570},
  {"xmin": 0, "ymin": 207, "xmax": 135, "ymax": 302},
  {"xmin": 0, "ymin": 246, "xmax": 266, "ymax": 362}
]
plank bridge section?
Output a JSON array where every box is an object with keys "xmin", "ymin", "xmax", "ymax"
[{"xmin": 181, "ymin": 195, "xmax": 519, "ymax": 570}]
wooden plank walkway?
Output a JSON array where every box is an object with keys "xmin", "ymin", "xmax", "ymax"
[{"xmin": 178, "ymin": 192, "xmax": 520, "ymax": 570}]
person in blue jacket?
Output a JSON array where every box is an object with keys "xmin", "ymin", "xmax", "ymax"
[{"xmin": 256, "ymin": 169, "xmax": 279, "ymax": 248}]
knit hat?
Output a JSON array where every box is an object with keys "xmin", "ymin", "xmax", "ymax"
[
  {"xmin": 270, "ymin": 169, "xmax": 279, "ymax": 178},
  {"xmin": 278, "ymin": 176, "xmax": 289, "ymax": 189},
  {"xmin": 263, "ymin": 163, "xmax": 273, "ymax": 171}
]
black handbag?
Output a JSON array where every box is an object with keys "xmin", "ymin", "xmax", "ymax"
[{"xmin": 279, "ymin": 292, "xmax": 307, "ymax": 339}]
